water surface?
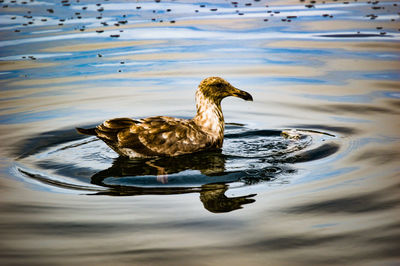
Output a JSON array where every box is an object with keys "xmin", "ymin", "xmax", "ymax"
[{"xmin": 0, "ymin": 0, "xmax": 399, "ymax": 265}]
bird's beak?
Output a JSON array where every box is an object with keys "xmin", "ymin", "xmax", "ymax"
[{"xmin": 233, "ymin": 88, "xmax": 253, "ymax": 101}]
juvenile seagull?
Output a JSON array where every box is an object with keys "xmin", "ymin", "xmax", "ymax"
[{"xmin": 76, "ymin": 77, "xmax": 253, "ymax": 157}]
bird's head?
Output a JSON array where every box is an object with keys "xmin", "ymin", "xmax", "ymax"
[{"xmin": 197, "ymin": 77, "xmax": 253, "ymax": 102}]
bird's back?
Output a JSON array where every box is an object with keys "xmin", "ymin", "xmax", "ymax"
[{"xmin": 78, "ymin": 116, "xmax": 219, "ymax": 157}]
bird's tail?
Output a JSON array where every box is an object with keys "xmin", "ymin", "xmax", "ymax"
[{"xmin": 76, "ymin": 127, "xmax": 97, "ymax": 136}]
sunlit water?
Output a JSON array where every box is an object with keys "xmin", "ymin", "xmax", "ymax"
[{"xmin": 0, "ymin": 0, "xmax": 399, "ymax": 265}]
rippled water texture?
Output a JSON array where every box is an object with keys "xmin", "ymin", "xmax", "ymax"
[{"xmin": 1, "ymin": 0, "xmax": 399, "ymax": 265}]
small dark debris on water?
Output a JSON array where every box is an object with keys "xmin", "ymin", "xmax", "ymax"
[
  {"xmin": 120, "ymin": 61, "xmax": 125, "ymax": 64},
  {"xmin": 170, "ymin": 20, "xmax": 175, "ymax": 23},
  {"xmin": 366, "ymin": 14, "xmax": 378, "ymax": 19},
  {"xmin": 110, "ymin": 34, "xmax": 120, "ymax": 38},
  {"xmin": 305, "ymin": 4, "xmax": 314, "ymax": 8},
  {"xmin": 210, "ymin": 8, "xmax": 218, "ymax": 11},
  {"xmin": 96, "ymin": 30, "xmax": 104, "ymax": 33},
  {"xmin": 47, "ymin": 9, "xmax": 54, "ymax": 13},
  {"xmin": 97, "ymin": 54, "xmax": 102, "ymax": 57},
  {"xmin": 263, "ymin": 18, "xmax": 268, "ymax": 21},
  {"xmin": 14, "ymin": 29, "xmax": 20, "ymax": 32}
]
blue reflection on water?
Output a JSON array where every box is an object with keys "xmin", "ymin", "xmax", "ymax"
[
  {"xmin": 312, "ymin": 223, "xmax": 339, "ymax": 228},
  {"xmin": 301, "ymin": 91, "xmax": 396, "ymax": 103},
  {"xmin": 0, "ymin": 108, "xmax": 93, "ymax": 124},
  {"xmin": 364, "ymin": 72, "xmax": 400, "ymax": 80}
]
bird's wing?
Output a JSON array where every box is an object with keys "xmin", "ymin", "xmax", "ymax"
[
  {"xmin": 93, "ymin": 117, "xmax": 152, "ymax": 156},
  {"xmin": 95, "ymin": 117, "xmax": 138, "ymax": 142},
  {"xmin": 118, "ymin": 116, "xmax": 215, "ymax": 156}
]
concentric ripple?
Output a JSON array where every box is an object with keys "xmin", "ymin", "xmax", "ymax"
[{"xmin": 12, "ymin": 123, "xmax": 339, "ymax": 205}]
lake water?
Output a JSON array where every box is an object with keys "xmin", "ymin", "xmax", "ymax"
[{"xmin": 1, "ymin": 0, "xmax": 399, "ymax": 265}]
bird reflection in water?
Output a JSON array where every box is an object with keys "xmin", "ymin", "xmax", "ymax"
[{"xmin": 90, "ymin": 151, "xmax": 257, "ymax": 213}]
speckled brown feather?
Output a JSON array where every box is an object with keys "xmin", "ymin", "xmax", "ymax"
[{"xmin": 76, "ymin": 77, "xmax": 252, "ymax": 158}]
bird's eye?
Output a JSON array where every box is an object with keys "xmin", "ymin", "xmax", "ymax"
[{"xmin": 214, "ymin": 83, "xmax": 223, "ymax": 89}]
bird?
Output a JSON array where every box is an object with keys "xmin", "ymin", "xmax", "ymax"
[{"xmin": 76, "ymin": 77, "xmax": 253, "ymax": 157}]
